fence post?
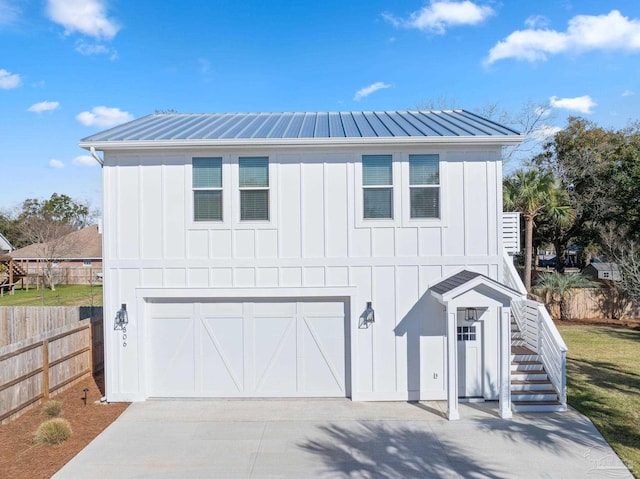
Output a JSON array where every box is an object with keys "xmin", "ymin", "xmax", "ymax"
[{"xmin": 42, "ymin": 339, "xmax": 49, "ymax": 399}]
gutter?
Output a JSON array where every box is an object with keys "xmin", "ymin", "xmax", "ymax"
[
  {"xmin": 80, "ymin": 135, "xmax": 525, "ymax": 152},
  {"xmin": 90, "ymin": 146, "xmax": 104, "ymax": 166}
]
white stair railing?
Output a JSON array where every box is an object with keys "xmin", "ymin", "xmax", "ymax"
[{"xmin": 503, "ymin": 250, "xmax": 568, "ymax": 409}]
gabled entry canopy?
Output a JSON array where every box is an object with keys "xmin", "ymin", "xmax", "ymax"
[
  {"xmin": 429, "ymin": 270, "xmax": 525, "ymax": 420},
  {"xmin": 430, "ymin": 270, "xmax": 525, "ymax": 305}
]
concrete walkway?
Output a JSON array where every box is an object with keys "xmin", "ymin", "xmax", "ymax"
[{"xmin": 53, "ymin": 400, "xmax": 632, "ymax": 479}]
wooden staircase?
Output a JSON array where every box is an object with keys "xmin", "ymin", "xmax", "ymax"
[
  {"xmin": 0, "ymin": 255, "xmax": 27, "ymax": 295},
  {"xmin": 511, "ymin": 319, "xmax": 564, "ymax": 412}
]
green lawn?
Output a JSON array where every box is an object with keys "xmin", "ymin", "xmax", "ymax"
[
  {"xmin": 0, "ymin": 284, "xmax": 103, "ymax": 306},
  {"xmin": 559, "ymin": 324, "xmax": 640, "ymax": 477}
]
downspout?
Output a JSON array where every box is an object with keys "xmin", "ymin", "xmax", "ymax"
[{"xmin": 90, "ymin": 146, "xmax": 104, "ymax": 167}]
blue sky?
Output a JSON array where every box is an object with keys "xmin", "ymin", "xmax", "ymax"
[{"xmin": 2, "ymin": 0, "xmax": 640, "ymax": 212}]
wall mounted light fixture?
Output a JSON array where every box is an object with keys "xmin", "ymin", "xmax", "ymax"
[
  {"xmin": 364, "ymin": 301, "xmax": 375, "ymax": 325},
  {"xmin": 114, "ymin": 304, "xmax": 128, "ymax": 330},
  {"xmin": 465, "ymin": 307, "xmax": 479, "ymax": 322}
]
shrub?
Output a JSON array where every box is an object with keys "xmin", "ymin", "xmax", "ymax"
[
  {"xmin": 42, "ymin": 400, "xmax": 63, "ymax": 418},
  {"xmin": 34, "ymin": 418, "xmax": 72, "ymax": 445}
]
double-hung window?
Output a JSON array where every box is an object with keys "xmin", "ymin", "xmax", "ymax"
[
  {"xmin": 409, "ymin": 154, "xmax": 440, "ymax": 219},
  {"xmin": 239, "ymin": 157, "xmax": 269, "ymax": 221},
  {"xmin": 193, "ymin": 157, "xmax": 223, "ymax": 222},
  {"xmin": 362, "ymin": 155, "xmax": 393, "ymax": 219}
]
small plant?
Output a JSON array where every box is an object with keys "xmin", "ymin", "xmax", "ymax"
[
  {"xmin": 42, "ymin": 400, "xmax": 63, "ymax": 418},
  {"xmin": 34, "ymin": 418, "xmax": 72, "ymax": 445}
]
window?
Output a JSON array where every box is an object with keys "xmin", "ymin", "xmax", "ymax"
[
  {"xmin": 409, "ymin": 154, "xmax": 439, "ymax": 219},
  {"xmin": 193, "ymin": 157, "xmax": 223, "ymax": 222},
  {"xmin": 457, "ymin": 326, "xmax": 477, "ymax": 341},
  {"xmin": 362, "ymin": 155, "xmax": 393, "ymax": 219},
  {"xmin": 239, "ymin": 157, "xmax": 269, "ymax": 221}
]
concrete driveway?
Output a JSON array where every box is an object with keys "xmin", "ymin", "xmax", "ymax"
[{"xmin": 53, "ymin": 399, "xmax": 632, "ymax": 479}]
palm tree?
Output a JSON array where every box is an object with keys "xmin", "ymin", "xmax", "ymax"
[
  {"xmin": 534, "ymin": 272, "xmax": 598, "ymax": 321},
  {"xmin": 503, "ymin": 169, "xmax": 557, "ymax": 292}
]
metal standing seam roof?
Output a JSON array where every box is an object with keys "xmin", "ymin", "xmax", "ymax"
[
  {"xmin": 430, "ymin": 270, "xmax": 522, "ymax": 297},
  {"xmin": 79, "ymin": 110, "xmax": 523, "ymax": 147}
]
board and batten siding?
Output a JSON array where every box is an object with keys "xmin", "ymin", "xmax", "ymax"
[{"xmin": 101, "ymin": 146, "xmax": 504, "ymax": 401}]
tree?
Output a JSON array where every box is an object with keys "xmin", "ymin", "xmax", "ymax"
[
  {"xmin": 532, "ymin": 117, "xmax": 640, "ymax": 256},
  {"xmin": 601, "ymin": 226, "xmax": 640, "ymax": 305},
  {"xmin": 476, "ymin": 100, "xmax": 556, "ymax": 167},
  {"xmin": 8, "ymin": 193, "xmax": 95, "ymax": 290},
  {"xmin": 17, "ymin": 194, "xmax": 91, "ymax": 229},
  {"xmin": 17, "ymin": 217, "xmax": 74, "ymax": 291},
  {"xmin": 503, "ymin": 169, "xmax": 558, "ymax": 292},
  {"xmin": 534, "ymin": 272, "xmax": 598, "ymax": 321}
]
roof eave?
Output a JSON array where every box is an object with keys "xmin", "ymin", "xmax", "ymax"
[
  {"xmin": 80, "ymin": 135, "xmax": 524, "ymax": 152},
  {"xmin": 430, "ymin": 276, "xmax": 526, "ymax": 305}
]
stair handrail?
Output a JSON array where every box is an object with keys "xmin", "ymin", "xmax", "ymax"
[
  {"xmin": 503, "ymin": 249, "xmax": 567, "ymax": 409},
  {"xmin": 535, "ymin": 302, "xmax": 568, "ymax": 408}
]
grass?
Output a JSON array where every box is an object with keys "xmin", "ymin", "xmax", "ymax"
[
  {"xmin": 0, "ymin": 284, "xmax": 102, "ymax": 306},
  {"xmin": 558, "ymin": 324, "xmax": 640, "ymax": 477},
  {"xmin": 42, "ymin": 400, "xmax": 63, "ymax": 418},
  {"xmin": 34, "ymin": 418, "xmax": 72, "ymax": 445}
]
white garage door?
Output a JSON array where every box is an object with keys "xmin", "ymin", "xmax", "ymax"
[{"xmin": 147, "ymin": 299, "xmax": 347, "ymax": 398}]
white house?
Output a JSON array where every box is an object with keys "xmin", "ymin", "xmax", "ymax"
[
  {"xmin": 81, "ymin": 110, "xmax": 566, "ymax": 420},
  {"xmin": 0, "ymin": 232, "xmax": 13, "ymax": 255}
]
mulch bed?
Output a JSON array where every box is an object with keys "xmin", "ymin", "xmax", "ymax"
[{"xmin": 0, "ymin": 374, "xmax": 129, "ymax": 479}]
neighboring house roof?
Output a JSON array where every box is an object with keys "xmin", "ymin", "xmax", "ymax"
[
  {"xmin": 0, "ymin": 232, "xmax": 12, "ymax": 253},
  {"xmin": 10, "ymin": 224, "xmax": 102, "ymax": 261},
  {"xmin": 80, "ymin": 110, "xmax": 523, "ymax": 150},
  {"xmin": 587, "ymin": 262, "xmax": 620, "ymax": 273}
]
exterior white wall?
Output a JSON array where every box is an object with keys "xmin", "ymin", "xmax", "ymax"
[{"xmin": 101, "ymin": 145, "xmax": 504, "ymax": 402}]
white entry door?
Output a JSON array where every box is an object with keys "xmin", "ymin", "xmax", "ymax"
[
  {"xmin": 457, "ymin": 317, "xmax": 483, "ymax": 398},
  {"xmin": 147, "ymin": 299, "xmax": 347, "ymax": 398}
]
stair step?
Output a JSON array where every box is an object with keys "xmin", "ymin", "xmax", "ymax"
[
  {"xmin": 511, "ymin": 362, "xmax": 544, "ymax": 372},
  {"xmin": 512, "ymin": 390, "xmax": 558, "ymax": 402},
  {"xmin": 511, "ymin": 371, "xmax": 548, "ymax": 381},
  {"xmin": 511, "ymin": 346, "xmax": 536, "ymax": 355},
  {"xmin": 511, "ymin": 355, "xmax": 540, "ymax": 363},
  {"xmin": 512, "ymin": 401, "xmax": 567, "ymax": 413},
  {"xmin": 511, "ymin": 380, "xmax": 554, "ymax": 391}
]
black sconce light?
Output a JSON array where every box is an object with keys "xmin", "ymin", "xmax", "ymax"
[
  {"xmin": 364, "ymin": 301, "xmax": 375, "ymax": 325},
  {"xmin": 465, "ymin": 307, "xmax": 479, "ymax": 323},
  {"xmin": 114, "ymin": 304, "xmax": 128, "ymax": 330}
]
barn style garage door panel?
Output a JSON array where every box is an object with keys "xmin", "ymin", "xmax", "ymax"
[{"xmin": 147, "ymin": 299, "xmax": 347, "ymax": 398}]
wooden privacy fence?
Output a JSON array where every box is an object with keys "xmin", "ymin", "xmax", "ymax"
[
  {"xmin": 0, "ymin": 306, "xmax": 102, "ymax": 348},
  {"xmin": 0, "ymin": 307, "xmax": 103, "ymax": 424},
  {"xmin": 535, "ymin": 287, "xmax": 640, "ymax": 320}
]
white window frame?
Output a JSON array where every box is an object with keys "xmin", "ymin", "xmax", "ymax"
[
  {"xmin": 400, "ymin": 151, "xmax": 446, "ymax": 227},
  {"xmin": 232, "ymin": 154, "xmax": 278, "ymax": 229},
  {"xmin": 355, "ymin": 152, "xmax": 401, "ymax": 228},
  {"xmin": 192, "ymin": 157, "xmax": 224, "ymax": 223},
  {"xmin": 187, "ymin": 153, "xmax": 232, "ymax": 230}
]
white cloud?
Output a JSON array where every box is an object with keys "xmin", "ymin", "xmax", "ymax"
[
  {"xmin": 73, "ymin": 155, "xmax": 98, "ymax": 166},
  {"xmin": 354, "ymin": 82, "xmax": 391, "ymax": 101},
  {"xmin": 0, "ymin": 69, "xmax": 21, "ymax": 89},
  {"xmin": 76, "ymin": 106, "xmax": 133, "ymax": 127},
  {"xmin": 384, "ymin": 1, "xmax": 494, "ymax": 34},
  {"xmin": 486, "ymin": 10, "xmax": 640, "ymax": 64},
  {"xmin": 46, "ymin": 0, "xmax": 120, "ymax": 40},
  {"xmin": 549, "ymin": 95, "xmax": 597, "ymax": 114},
  {"xmin": 530, "ymin": 125, "xmax": 562, "ymax": 141},
  {"xmin": 622, "ymin": 89, "xmax": 634, "ymax": 97},
  {"xmin": 49, "ymin": 159, "xmax": 64, "ymax": 169},
  {"xmin": 524, "ymin": 15, "xmax": 549, "ymax": 29},
  {"xmin": 0, "ymin": 0, "xmax": 21, "ymax": 25},
  {"xmin": 28, "ymin": 101, "xmax": 60, "ymax": 113}
]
